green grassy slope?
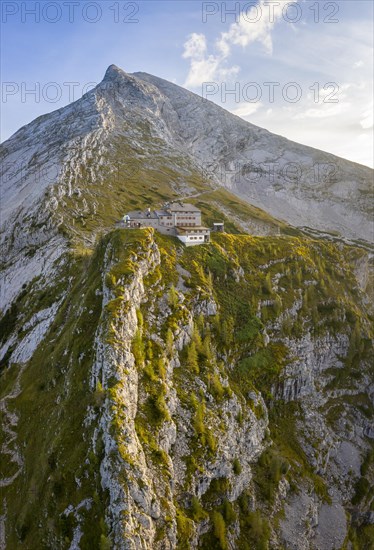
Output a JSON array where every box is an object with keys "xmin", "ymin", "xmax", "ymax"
[{"xmin": 47, "ymin": 126, "xmax": 298, "ymax": 249}]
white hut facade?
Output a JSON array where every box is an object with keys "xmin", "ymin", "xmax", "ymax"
[{"xmin": 124, "ymin": 203, "xmax": 211, "ymax": 246}]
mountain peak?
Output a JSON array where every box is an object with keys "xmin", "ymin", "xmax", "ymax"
[
  {"xmin": 103, "ymin": 64, "xmax": 130, "ymax": 82},
  {"xmin": 1, "ymin": 64, "xmax": 372, "ymax": 247}
]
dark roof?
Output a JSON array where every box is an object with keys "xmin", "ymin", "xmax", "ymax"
[
  {"xmin": 169, "ymin": 203, "xmax": 200, "ymax": 213},
  {"xmin": 154, "ymin": 210, "xmax": 170, "ymax": 217},
  {"xmin": 127, "ymin": 210, "xmax": 158, "ymax": 219},
  {"xmin": 127, "ymin": 202, "xmax": 201, "ymax": 219}
]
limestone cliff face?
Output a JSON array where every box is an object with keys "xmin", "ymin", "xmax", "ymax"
[
  {"xmin": 89, "ymin": 231, "xmax": 268, "ymax": 549},
  {"xmin": 274, "ymin": 332, "xmax": 371, "ymax": 549},
  {"xmin": 2, "ymin": 226, "xmax": 372, "ymax": 550}
]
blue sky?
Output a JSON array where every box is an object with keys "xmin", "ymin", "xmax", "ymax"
[{"xmin": 1, "ymin": 0, "xmax": 373, "ymax": 166}]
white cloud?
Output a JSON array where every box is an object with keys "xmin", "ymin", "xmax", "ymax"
[
  {"xmin": 183, "ymin": 33, "xmax": 207, "ymax": 60},
  {"xmin": 183, "ymin": 0, "xmax": 290, "ymax": 88},
  {"xmin": 216, "ymin": 0, "xmax": 289, "ymax": 57},
  {"xmin": 353, "ymin": 60, "xmax": 364, "ymax": 68},
  {"xmin": 183, "ymin": 33, "xmax": 239, "ymax": 87}
]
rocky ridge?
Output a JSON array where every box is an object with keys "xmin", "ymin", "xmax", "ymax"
[{"xmin": 0, "ymin": 64, "xmax": 373, "ymax": 550}]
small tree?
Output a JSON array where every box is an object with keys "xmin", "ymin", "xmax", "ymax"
[
  {"xmin": 210, "ymin": 372, "xmax": 224, "ymax": 401},
  {"xmin": 191, "ymin": 496, "xmax": 207, "ymax": 522},
  {"xmin": 262, "ymin": 273, "xmax": 272, "ymax": 295},
  {"xmin": 232, "ymin": 457, "xmax": 242, "ymax": 475},
  {"xmin": 146, "ymin": 340, "xmax": 153, "ymax": 361},
  {"xmin": 192, "ymin": 325, "xmax": 202, "ymax": 352},
  {"xmin": 132, "ymin": 329, "xmax": 145, "ymax": 366},
  {"xmin": 212, "ymin": 511, "xmax": 227, "ymax": 549},
  {"xmin": 191, "ymin": 393, "xmax": 205, "ymax": 440},
  {"xmin": 221, "ymin": 316, "xmax": 235, "ymax": 347},
  {"xmin": 166, "ymin": 328, "xmax": 174, "ymax": 357},
  {"xmin": 168, "ymin": 285, "xmax": 179, "ymax": 308},
  {"xmin": 187, "ymin": 342, "xmax": 199, "ymax": 374},
  {"xmin": 201, "ymin": 335, "xmax": 213, "ymax": 362},
  {"xmin": 196, "ymin": 313, "xmax": 205, "ymax": 334}
]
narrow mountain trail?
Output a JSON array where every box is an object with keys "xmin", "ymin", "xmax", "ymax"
[{"xmin": 173, "ymin": 185, "xmax": 220, "ymax": 204}]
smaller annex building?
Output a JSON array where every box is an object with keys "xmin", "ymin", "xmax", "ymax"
[{"xmin": 123, "ymin": 203, "xmax": 214, "ymax": 246}]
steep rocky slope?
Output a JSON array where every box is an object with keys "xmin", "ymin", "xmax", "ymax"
[
  {"xmin": 133, "ymin": 69, "xmax": 373, "ymax": 244},
  {"xmin": 0, "ymin": 64, "xmax": 373, "ymax": 550},
  {"xmin": 1, "ymin": 228, "xmax": 373, "ymax": 549}
]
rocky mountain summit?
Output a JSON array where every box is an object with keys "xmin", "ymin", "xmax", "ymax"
[
  {"xmin": 2, "ymin": 64, "xmax": 373, "ymax": 244},
  {"xmin": 0, "ymin": 65, "xmax": 373, "ymax": 549}
]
